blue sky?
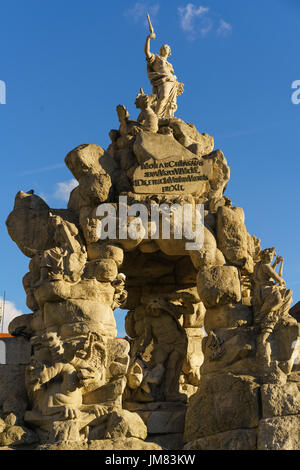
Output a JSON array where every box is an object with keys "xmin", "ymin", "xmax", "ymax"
[{"xmin": 0, "ymin": 0, "xmax": 299, "ymax": 335}]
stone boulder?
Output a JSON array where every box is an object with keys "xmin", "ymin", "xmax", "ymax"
[
  {"xmin": 6, "ymin": 192, "xmax": 53, "ymax": 257},
  {"xmin": 184, "ymin": 373, "xmax": 260, "ymax": 444},
  {"xmin": 216, "ymin": 206, "xmax": 252, "ymax": 270},
  {"xmin": 197, "ymin": 265, "xmax": 241, "ymax": 308},
  {"xmin": 65, "ymin": 144, "xmax": 117, "ymax": 205}
]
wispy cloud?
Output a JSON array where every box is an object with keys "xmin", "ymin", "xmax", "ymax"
[
  {"xmin": 217, "ymin": 19, "xmax": 232, "ymax": 37},
  {"xmin": 125, "ymin": 2, "xmax": 160, "ymax": 25},
  {"xmin": 178, "ymin": 4, "xmax": 209, "ymax": 34},
  {"xmin": 54, "ymin": 178, "xmax": 78, "ymax": 202},
  {"xmin": 0, "ymin": 297, "xmax": 24, "ymax": 333},
  {"xmin": 178, "ymin": 3, "xmax": 232, "ymax": 41},
  {"xmin": 200, "ymin": 17, "xmax": 213, "ymax": 37}
]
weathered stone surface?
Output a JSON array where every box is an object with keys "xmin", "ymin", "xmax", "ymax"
[
  {"xmin": 258, "ymin": 415, "xmax": 300, "ymax": 450},
  {"xmin": 290, "ymin": 301, "xmax": 300, "ymax": 323},
  {"xmin": 0, "ymin": 365, "xmax": 28, "ymax": 410},
  {"xmin": 146, "ymin": 433, "xmax": 183, "ymax": 450},
  {"xmin": 122, "ymin": 251, "xmax": 174, "ymax": 279},
  {"xmin": 85, "ymin": 259, "xmax": 118, "ymax": 282},
  {"xmin": 0, "ymin": 337, "xmax": 31, "ymax": 365},
  {"xmin": 261, "ymin": 382, "xmax": 300, "ymax": 418},
  {"xmin": 204, "ymin": 303, "xmax": 253, "ymax": 332},
  {"xmin": 189, "ymin": 226, "xmax": 225, "ymax": 270},
  {"xmin": 65, "ymin": 144, "xmax": 116, "ymax": 205},
  {"xmin": 201, "ymin": 327, "xmax": 256, "ymax": 375},
  {"xmin": 0, "ymin": 419, "xmax": 5, "ymax": 434},
  {"xmin": 197, "ymin": 265, "xmax": 241, "ymax": 308},
  {"xmin": 162, "ymin": 119, "xmax": 214, "ymax": 157},
  {"xmin": 124, "ymin": 401, "xmax": 186, "ymax": 413},
  {"xmin": 65, "ymin": 143, "xmax": 116, "ymax": 182},
  {"xmin": 6, "ymin": 192, "xmax": 52, "ymax": 257},
  {"xmin": 132, "ymin": 132, "xmax": 229, "ymax": 197},
  {"xmin": 216, "ymin": 206, "xmax": 252, "ymax": 270},
  {"xmin": 184, "ymin": 374, "xmax": 260, "ymax": 442},
  {"xmin": 175, "ymin": 256, "xmax": 197, "ymax": 285},
  {"xmin": 104, "ymin": 409, "xmax": 147, "ymax": 440},
  {"xmin": 37, "ymin": 438, "xmax": 162, "ymax": 451},
  {"xmin": 0, "ymin": 425, "xmax": 37, "ymax": 447},
  {"xmin": 270, "ymin": 320, "xmax": 300, "ymax": 364},
  {"xmin": 184, "ymin": 428, "xmax": 257, "ymax": 450},
  {"xmin": 133, "ymin": 130, "xmax": 196, "ymax": 164},
  {"xmin": 87, "ymin": 241, "xmax": 124, "ymax": 267},
  {"xmin": 88, "ymin": 438, "xmax": 161, "ymax": 450},
  {"xmin": 34, "ymin": 279, "xmax": 115, "ymax": 307},
  {"xmin": 43, "ymin": 299, "xmax": 117, "ymax": 338},
  {"xmin": 8, "ymin": 313, "xmax": 34, "ymax": 337},
  {"xmin": 145, "ymin": 410, "xmax": 185, "ymax": 434}
]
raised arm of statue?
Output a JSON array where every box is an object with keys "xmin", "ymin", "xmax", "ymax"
[
  {"xmin": 264, "ymin": 264, "xmax": 285, "ymax": 286},
  {"xmin": 144, "ymin": 33, "xmax": 156, "ymax": 60}
]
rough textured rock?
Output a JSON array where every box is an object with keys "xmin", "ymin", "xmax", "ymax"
[
  {"xmin": 161, "ymin": 118, "xmax": 214, "ymax": 157},
  {"xmin": 184, "ymin": 374, "xmax": 260, "ymax": 443},
  {"xmin": 258, "ymin": 415, "xmax": 300, "ymax": 450},
  {"xmin": 0, "ymin": 425, "xmax": 37, "ymax": 447},
  {"xmin": 204, "ymin": 303, "xmax": 253, "ymax": 332},
  {"xmin": 89, "ymin": 438, "xmax": 161, "ymax": 450},
  {"xmin": 43, "ymin": 299, "xmax": 117, "ymax": 338},
  {"xmin": 37, "ymin": 438, "xmax": 161, "ymax": 451},
  {"xmin": 6, "ymin": 192, "xmax": 53, "ymax": 257},
  {"xmin": 197, "ymin": 265, "xmax": 241, "ymax": 308},
  {"xmin": 133, "ymin": 130, "xmax": 197, "ymax": 164},
  {"xmin": 104, "ymin": 409, "xmax": 147, "ymax": 440},
  {"xmin": 200, "ymin": 327, "xmax": 256, "ymax": 375},
  {"xmin": 65, "ymin": 144, "xmax": 117, "ymax": 206},
  {"xmin": 216, "ymin": 206, "xmax": 252, "ymax": 270},
  {"xmin": 184, "ymin": 429, "xmax": 257, "ymax": 450},
  {"xmin": 146, "ymin": 433, "xmax": 183, "ymax": 450},
  {"xmin": 146, "ymin": 410, "xmax": 185, "ymax": 434},
  {"xmin": 261, "ymin": 382, "xmax": 300, "ymax": 418}
]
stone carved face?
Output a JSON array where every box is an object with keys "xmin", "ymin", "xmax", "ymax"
[
  {"xmin": 43, "ymin": 332, "xmax": 64, "ymax": 357},
  {"xmin": 261, "ymin": 248, "xmax": 276, "ymax": 264},
  {"xmin": 135, "ymin": 93, "xmax": 149, "ymax": 110},
  {"xmin": 77, "ymin": 366, "xmax": 99, "ymax": 388},
  {"xmin": 160, "ymin": 44, "xmax": 171, "ymax": 58},
  {"xmin": 127, "ymin": 362, "xmax": 143, "ymax": 390}
]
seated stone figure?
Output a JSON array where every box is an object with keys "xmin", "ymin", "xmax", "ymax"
[
  {"xmin": 31, "ymin": 213, "xmax": 87, "ymax": 285},
  {"xmin": 252, "ymin": 247, "xmax": 293, "ymax": 371},
  {"xmin": 253, "ymin": 248, "xmax": 292, "ymax": 328},
  {"xmin": 115, "ymin": 104, "xmax": 141, "ymax": 149},
  {"xmin": 135, "ymin": 89, "xmax": 158, "ymax": 133},
  {"xmin": 25, "ymin": 332, "xmax": 107, "ymax": 442}
]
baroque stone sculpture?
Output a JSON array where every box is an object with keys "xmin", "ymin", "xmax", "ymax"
[
  {"xmin": 144, "ymin": 14, "xmax": 184, "ymax": 119},
  {"xmin": 2, "ymin": 14, "xmax": 300, "ymax": 451}
]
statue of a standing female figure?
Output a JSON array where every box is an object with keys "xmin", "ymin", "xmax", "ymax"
[{"xmin": 144, "ymin": 18, "xmax": 184, "ymax": 119}]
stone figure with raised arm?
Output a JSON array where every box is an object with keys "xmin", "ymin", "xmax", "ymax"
[
  {"xmin": 252, "ymin": 247, "xmax": 293, "ymax": 372},
  {"xmin": 144, "ymin": 13, "xmax": 184, "ymax": 119}
]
